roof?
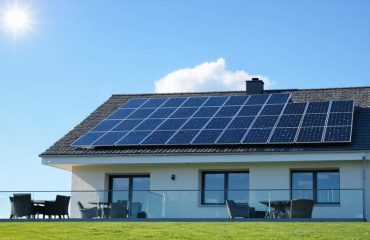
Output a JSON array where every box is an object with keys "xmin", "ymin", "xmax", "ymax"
[{"xmin": 40, "ymin": 86, "xmax": 370, "ymax": 157}]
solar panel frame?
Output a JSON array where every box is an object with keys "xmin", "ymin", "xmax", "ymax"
[
  {"xmin": 91, "ymin": 131, "xmax": 129, "ymax": 146},
  {"xmin": 323, "ymin": 126, "xmax": 352, "ymax": 143},
  {"xmin": 269, "ymin": 127, "xmax": 299, "ymax": 144},
  {"xmin": 296, "ymin": 127, "xmax": 325, "ymax": 143}
]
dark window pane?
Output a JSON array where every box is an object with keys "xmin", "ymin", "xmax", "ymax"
[
  {"xmin": 292, "ymin": 172, "xmax": 313, "ymax": 200},
  {"xmin": 112, "ymin": 178, "xmax": 129, "ymax": 203},
  {"xmin": 132, "ymin": 177, "xmax": 150, "ymax": 205},
  {"xmin": 204, "ymin": 173, "xmax": 225, "ymax": 204},
  {"xmin": 317, "ymin": 172, "xmax": 340, "ymax": 203},
  {"xmin": 228, "ymin": 173, "xmax": 249, "ymax": 203}
]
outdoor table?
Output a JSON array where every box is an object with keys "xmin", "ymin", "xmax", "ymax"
[
  {"xmin": 260, "ymin": 200, "xmax": 291, "ymax": 218},
  {"xmin": 89, "ymin": 202, "xmax": 111, "ymax": 218}
]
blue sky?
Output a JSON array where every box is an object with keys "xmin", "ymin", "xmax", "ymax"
[{"xmin": 0, "ymin": 0, "xmax": 369, "ymax": 192}]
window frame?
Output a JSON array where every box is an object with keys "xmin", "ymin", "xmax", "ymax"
[
  {"xmin": 108, "ymin": 174, "xmax": 150, "ymax": 204},
  {"xmin": 290, "ymin": 170, "xmax": 340, "ymax": 204},
  {"xmin": 201, "ymin": 171, "xmax": 249, "ymax": 205}
]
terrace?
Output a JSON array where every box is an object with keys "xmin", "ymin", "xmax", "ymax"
[{"xmin": 0, "ymin": 188, "xmax": 364, "ymax": 221}]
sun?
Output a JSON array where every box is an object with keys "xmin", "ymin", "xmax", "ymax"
[{"xmin": 1, "ymin": 2, "xmax": 33, "ymax": 37}]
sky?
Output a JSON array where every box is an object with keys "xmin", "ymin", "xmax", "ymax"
[{"xmin": 0, "ymin": 0, "xmax": 370, "ymax": 193}]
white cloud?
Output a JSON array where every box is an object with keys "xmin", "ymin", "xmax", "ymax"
[{"xmin": 154, "ymin": 58, "xmax": 274, "ymax": 93}]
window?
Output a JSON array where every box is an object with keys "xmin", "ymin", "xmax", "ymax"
[
  {"xmin": 201, "ymin": 171, "xmax": 249, "ymax": 205},
  {"xmin": 109, "ymin": 175, "xmax": 150, "ymax": 205},
  {"xmin": 291, "ymin": 170, "xmax": 339, "ymax": 204}
]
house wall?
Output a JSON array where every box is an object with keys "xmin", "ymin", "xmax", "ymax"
[{"xmin": 70, "ymin": 160, "xmax": 364, "ymax": 219}]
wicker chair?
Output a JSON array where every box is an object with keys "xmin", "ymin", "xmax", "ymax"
[
  {"xmin": 287, "ymin": 199, "xmax": 314, "ymax": 218},
  {"xmin": 78, "ymin": 201, "xmax": 100, "ymax": 218},
  {"xmin": 13, "ymin": 194, "xmax": 35, "ymax": 219},
  {"xmin": 225, "ymin": 200, "xmax": 255, "ymax": 218},
  {"xmin": 110, "ymin": 202, "xmax": 128, "ymax": 218}
]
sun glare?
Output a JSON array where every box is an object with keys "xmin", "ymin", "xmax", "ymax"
[{"xmin": 1, "ymin": 2, "xmax": 33, "ymax": 38}]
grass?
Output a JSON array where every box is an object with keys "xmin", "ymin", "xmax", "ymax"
[{"xmin": 0, "ymin": 222, "xmax": 369, "ymax": 240}]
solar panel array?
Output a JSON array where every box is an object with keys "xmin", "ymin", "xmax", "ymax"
[{"xmin": 72, "ymin": 94, "xmax": 354, "ymax": 147}]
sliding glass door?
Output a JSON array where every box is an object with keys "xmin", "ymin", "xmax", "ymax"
[{"xmin": 109, "ymin": 175, "xmax": 150, "ymax": 207}]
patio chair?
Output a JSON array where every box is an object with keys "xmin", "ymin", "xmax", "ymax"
[
  {"xmin": 225, "ymin": 200, "xmax": 255, "ymax": 218},
  {"xmin": 109, "ymin": 202, "xmax": 128, "ymax": 218},
  {"xmin": 129, "ymin": 202, "xmax": 142, "ymax": 218},
  {"xmin": 287, "ymin": 199, "xmax": 314, "ymax": 218},
  {"xmin": 9, "ymin": 197, "xmax": 15, "ymax": 219},
  {"xmin": 42, "ymin": 195, "xmax": 70, "ymax": 219},
  {"xmin": 13, "ymin": 194, "xmax": 36, "ymax": 219},
  {"xmin": 77, "ymin": 201, "xmax": 100, "ymax": 219}
]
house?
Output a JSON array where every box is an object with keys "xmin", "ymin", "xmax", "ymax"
[{"xmin": 40, "ymin": 79, "xmax": 370, "ymax": 220}]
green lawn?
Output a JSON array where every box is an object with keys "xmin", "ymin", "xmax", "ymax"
[{"xmin": 0, "ymin": 222, "xmax": 369, "ymax": 240}]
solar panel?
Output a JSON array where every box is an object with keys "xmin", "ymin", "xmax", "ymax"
[
  {"xmin": 116, "ymin": 131, "xmax": 150, "ymax": 145},
  {"xmin": 269, "ymin": 128, "xmax": 298, "ymax": 143},
  {"xmin": 277, "ymin": 115, "xmax": 303, "ymax": 128},
  {"xmin": 167, "ymin": 130, "xmax": 199, "ymax": 144},
  {"xmin": 243, "ymin": 128, "xmax": 273, "ymax": 144},
  {"xmin": 192, "ymin": 130, "xmax": 223, "ymax": 144},
  {"xmin": 296, "ymin": 127, "xmax": 324, "ymax": 143},
  {"xmin": 135, "ymin": 119, "xmax": 165, "ymax": 131},
  {"xmin": 217, "ymin": 129, "xmax": 248, "ymax": 144},
  {"xmin": 182, "ymin": 118, "xmax": 209, "ymax": 130},
  {"xmin": 283, "ymin": 103, "xmax": 307, "ymax": 114},
  {"xmin": 330, "ymin": 100, "xmax": 354, "ymax": 113},
  {"xmin": 205, "ymin": 118, "xmax": 232, "ymax": 129},
  {"xmin": 324, "ymin": 126, "xmax": 351, "ymax": 142},
  {"xmin": 92, "ymin": 132, "xmax": 128, "ymax": 146},
  {"xmin": 260, "ymin": 104, "xmax": 285, "ymax": 115},
  {"xmin": 71, "ymin": 95, "xmax": 354, "ymax": 147},
  {"xmin": 141, "ymin": 130, "xmax": 176, "ymax": 145}
]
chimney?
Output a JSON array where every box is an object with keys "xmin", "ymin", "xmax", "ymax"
[{"xmin": 246, "ymin": 78, "xmax": 264, "ymax": 94}]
